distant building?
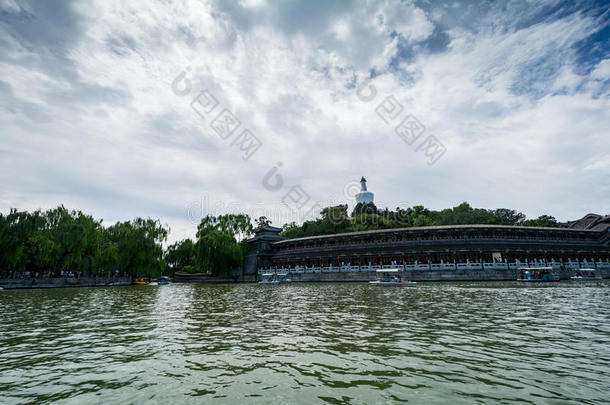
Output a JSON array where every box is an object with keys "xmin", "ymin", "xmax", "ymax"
[
  {"xmin": 240, "ymin": 178, "xmax": 610, "ymax": 281},
  {"xmin": 355, "ymin": 176, "xmax": 374, "ymax": 205},
  {"xmin": 242, "ymin": 213, "xmax": 610, "ymax": 280}
]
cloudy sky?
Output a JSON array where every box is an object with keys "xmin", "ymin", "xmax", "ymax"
[{"xmin": 1, "ymin": 0, "xmax": 609, "ymax": 242}]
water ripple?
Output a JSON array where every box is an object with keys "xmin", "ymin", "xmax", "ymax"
[{"xmin": 1, "ymin": 281, "xmax": 609, "ymax": 404}]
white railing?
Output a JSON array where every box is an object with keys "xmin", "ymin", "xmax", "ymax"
[
  {"xmin": 257, "ymin": 260, "xmax": 610, "ymax": 275},
  {"xmin": 456, "ymin": 263, "xmax": 481, "ymax": 271},
  {"xmin": 320, "ymin": 266, "xmax": 340, "ymax": 273},
  {"xmin": 484, "ymin": 262, "xmax": 510, "ymax": 270},
  {"xmin": 409, "ymin": 264, "xmax": 431, "ymax": 271}
]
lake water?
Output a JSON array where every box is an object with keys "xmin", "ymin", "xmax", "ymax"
[{"xmin": 1, "ymin": 282, "xmax": 609, "ymax": 404}]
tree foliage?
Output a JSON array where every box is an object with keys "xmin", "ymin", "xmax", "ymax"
[
  {"xmin": 105, "ymin": 218, "xmax": 168, "ymax": 278},
  {"xmin": 0, "ymin": 206, "xmax": 168, "ymax": 278},
  {"xmin": 522, "ymin": 215, "xmax": 559, "ymax": 227},
  {"xmin": 255, "ymin": 216, "xmax": 271, "ymax": 228},
  {"xmin": 193, "ymin": 214, "xmax": 252, "ymax": 277},
  {"xmin": 165, "ymin": 239, "xmax": 197, "ymax": 274},
  {"xmin": 0, "ymin": 207, "xmax": 254, "ymax": 279},
  {"xmin": 280, "ymin": 202, "xmax": 562, "ymax": 238}
]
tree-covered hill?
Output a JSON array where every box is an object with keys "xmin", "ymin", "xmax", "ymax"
[{"xmin": 280, "ymin": 202, "xmax": 561, "ymax": 239}]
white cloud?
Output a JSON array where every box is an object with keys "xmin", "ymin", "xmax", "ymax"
[
  {"xmin": 0, "ymin": 0, "xmax": 608, "ymax": 242},
  {"xmin": 590, "ymin": 58, "xmax": 610, "ymax": 80}
]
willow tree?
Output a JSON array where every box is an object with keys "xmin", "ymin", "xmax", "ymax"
[
  {"xmin": 196, "ymin": 230, "xmax": 242, "ymax": 276},
  {"xmin": 195, "ymin": 214, "xmax": 250, "ymax": 276},
  {"xmin": 165, "ymin": 239, "xmax": 197, "ymax": 274},
  {"xmin": 0, "ymin": 209, "xmax": 45, "ymax": 274},
  {"xmin": 106, "ymin": 218, "xmax": 168, "ymax": 278},
  {"xmin": 44, "ymin": 207, "xmax": 102, "ymax": 274}
]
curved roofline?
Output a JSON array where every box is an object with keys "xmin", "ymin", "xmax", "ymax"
[{"xmin": 273, "ymin": 224, "xmax": 598, "ymax": 244}]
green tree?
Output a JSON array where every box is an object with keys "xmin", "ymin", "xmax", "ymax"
[
  {"xmin": 492, "ymin": 208, "xmax": 526, "ymax": 225},
  {"xmin": 351, "ymin": 213, "xmax": 391, "ymax": 231},
  {"xmin": 0, "ymin": 209, "xmax": 45, "ymax": 273},
  {"xmin": 43, "ymin": 206, "xmax": 99, "ymax": 274},
  {"xmin": 280, "ymin": 221, "xmax": 304, "ymax": 238},
  {"xmin": 0, "ymin": 206, "xmax": 170, "ymax": 278},
  {"xmin": 106, "ymin": 218, "xmax": 168, "ymax": 278},
  {"xmin": 255, "ymin": 216, "xmax": 271, "ymax": 228},
  {"xmin": 522, "ymin": 215, "xmax": 560, "ymax": 227},
  {"xmin": 195, "ymin": 214, "xmax": 248, "ymax": 277},
  {"xmin": 351, "ymin": 202, "xmax": 378, "ymax": 216},
  {"xmin": 196, "ymin": 230, "xmax": 242, "ymax": 276},
  {"xmin": 320, "ymin": 204, "xmax": 350, "ymax": 234},
  {"xmin": 276, "ymin": 201, "xmax": 564, "ymax": 239},
  {"xmin": 165, "ymin": 239, "xmax": 197, "ymax": 273}
]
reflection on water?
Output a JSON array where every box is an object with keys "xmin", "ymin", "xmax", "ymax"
[{"xmin": 1, "ymin": 281, "xmax": 609, "ymax": 404}]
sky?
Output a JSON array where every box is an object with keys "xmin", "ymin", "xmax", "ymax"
[{"xmin": 1, "ymin": 0, "xmax": 609, "ymax": 243}]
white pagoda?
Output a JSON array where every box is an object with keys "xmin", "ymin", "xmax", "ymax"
[{"xmin": 355, "ymin": 176, "xmax": 374, "ymax": 204}]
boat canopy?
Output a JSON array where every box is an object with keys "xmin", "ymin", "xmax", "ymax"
[
  {"xmin": 376, "ymin": 268, "xmax": 403, "ymax": 273},
  {"xmin": 519, "ymin": 267, "xmax": 552, "ymax": 271}
]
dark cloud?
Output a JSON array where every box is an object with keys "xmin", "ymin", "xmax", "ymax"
[
  {"xmin": 1, "ymin": 0, "xmax": 82, "ymax": 46},
  {"xmin": 0, "ymin": 0, "xmax": 83, "ymax": 79}
]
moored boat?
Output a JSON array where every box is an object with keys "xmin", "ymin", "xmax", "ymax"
[
  {"xmin": 259, "ymin": 272, "xmax": 291, "ymax": 284},
  {"xmin": 132, "ymin": 278, "xmax": 149, "ymax": 285},
  {"xmin": 369, "ymin": 268, "xmax": 416, "ymax": 287},
  {"xmin": 571, "ymin": 269, "xmax": 602, "ymax": 280},
  {"xmin": 518, "ymin": 267, "xmax": 559, "ymax": 282},
  {"xmin": 276, "ymin": 271, "xmax": 291, "ymax": 284}
]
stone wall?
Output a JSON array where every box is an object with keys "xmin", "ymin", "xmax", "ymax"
[
  {"xmin": 173, "ymin": 273, "xmax": 212, "ymax": 282},
  {"xmin": 283, "ymin": 268, "xmax": 610, "ymax": 283},
  {"xmin": 0, "ymin": 276, "xmax": 132, "ymax": 289}
]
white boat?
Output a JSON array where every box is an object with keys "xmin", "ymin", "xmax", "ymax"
[
  {"xmin": 369, "ymin": 268, "xmax": 416, "ymax": 287},
  {"xmin": 259, "ymin": 272, "xmax": 291, "ymax": 284},
  {"xmin": 259, "ymin": 279, "xmax": 280, "ymax": 284},
  {"xmin": 571, "ymin": 269, "xmax": 602, "ymax": 280},
  {"xmin": 517, "ymin": 267, "xmax": 560, "ymax": 282}
]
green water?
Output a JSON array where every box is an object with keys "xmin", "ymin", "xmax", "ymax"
[{"xmin": 1, "ymin": 282, "xmax": 609, "ymax": 404}]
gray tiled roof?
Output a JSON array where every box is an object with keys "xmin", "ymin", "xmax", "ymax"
[{"xmin": 274, "ymin": 223, "xmax": 599, "ymax": 244}]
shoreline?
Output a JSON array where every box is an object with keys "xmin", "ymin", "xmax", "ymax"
[
  {"xmin": 0, "ymin": 276, "xmax": 132, "ymax": 290},
  {"xmin": 3, "ymin": 269, "xmax": 607, "ymax": 290}
]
